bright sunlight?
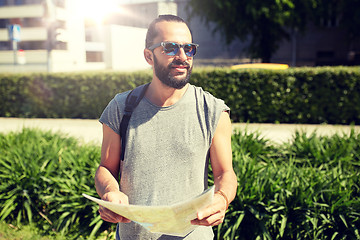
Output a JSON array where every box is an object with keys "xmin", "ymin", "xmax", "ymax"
[{"xmin": 78, "ymin": 0, "xmax": 123, "ymax": 25}]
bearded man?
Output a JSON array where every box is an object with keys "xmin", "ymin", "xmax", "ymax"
[{"xmin": 95, "ymin": 14, "xmax": 237, "ymax": 240}]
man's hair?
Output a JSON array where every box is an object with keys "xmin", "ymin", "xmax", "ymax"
[{"xmin": 145, "ymin": 15, "xmax": 191, "ymax": 48}]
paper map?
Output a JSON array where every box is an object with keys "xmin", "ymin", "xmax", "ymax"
[{"xmin": 82, "ymin": 186, "xmax": 214, "ymax": 237}]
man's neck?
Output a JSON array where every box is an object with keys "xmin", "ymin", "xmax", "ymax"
[{"xmin": 145, "ymin": 80, "xmax": 189, "ymax": 107}]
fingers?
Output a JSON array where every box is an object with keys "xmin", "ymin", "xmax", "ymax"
[
  {"xmin": 191, "ymin": 210, "xmax": 225, "ymax": 226},
  {"xmin": 191, "ymin": 194, "xmax": 227, "ymax": 226},
  {"xmin": 98, "ymin": 205, "xmax": 131, "ymax": 223},
  {"xmin": 98, "ymin": 191, "xmax": 131, "ymax": 223}
]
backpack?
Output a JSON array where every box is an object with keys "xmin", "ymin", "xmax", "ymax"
[{"xmin": 119, "ymin": 83, "xmax": 150, "ymax": 161}]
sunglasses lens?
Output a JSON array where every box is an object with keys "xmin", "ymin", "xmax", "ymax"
[
  {"xmin": 161, "ymin": 42, "xmax": 198, "ymax": 57},
  {"xmin": 163, "ymin": 42, "xmax": 178, "ymax": 56},
  {"xmin": 184, "ymin": 44, "xmax": 197, "ymax": 57}
]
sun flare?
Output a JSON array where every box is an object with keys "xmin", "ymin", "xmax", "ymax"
[{"xmin": 79, "ymin": 0, "xmax": 122, "ymax": 25}]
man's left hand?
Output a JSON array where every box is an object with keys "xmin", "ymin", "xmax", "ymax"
[{"xmin": 190, "ymin": 193, "xmax": 227, "ymax": 226}]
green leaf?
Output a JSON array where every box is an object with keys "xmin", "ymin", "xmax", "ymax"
[
  {"xmin": 24, "ymin": 201, "xmax": 33, "ymax": 224},
  {"xmin": 280, "ymin": 215, "xmax": 287, "ymax": 237},
  {"xmin": 0, "ymin": 195, "xmax": 17, "ymax": 221},
  {"xmin": 89, "ymin": 219, "xmax": 103, "ymax": 239}
]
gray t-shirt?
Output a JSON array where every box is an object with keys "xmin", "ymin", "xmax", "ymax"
[{"xmin": 99, "ymin": 84, "xmax": 229, "ymax": 240}]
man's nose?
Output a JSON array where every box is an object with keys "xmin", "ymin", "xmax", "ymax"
[{"xmin": 176, "ymin": 47, "xmax": 188, "ymax": 61}]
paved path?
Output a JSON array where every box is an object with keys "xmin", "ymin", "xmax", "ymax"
[
  {"xmin": 0, "ymin": 118, "xmax": 359, "ymax": 145},
  {"xmin": 232, "ymin": 123, "xmax": 359, "ymax": 144},
  {"xmin": 0, "ymin": 118, "xmax": 103, "ymax": 145}
]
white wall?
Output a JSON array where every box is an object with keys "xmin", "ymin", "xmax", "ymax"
[
  {"xmin": 53, "ymin": 0, "xmax": 87, "ymax": 71},
  {"xmin": 104, "ymin": 25, "xmax": 149, "ymax": 71}
]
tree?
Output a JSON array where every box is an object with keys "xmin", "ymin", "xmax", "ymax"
[
  {"xmin": 187, "ymin": 0, "xmax": 314, "ymax": 63},
  {"xmin": 340, "ymin": 0, "xmax": 360, "ymax": 43},
  {"xmin": 310, "ymin": 0, "xmax": 360, "ymax": 53}
]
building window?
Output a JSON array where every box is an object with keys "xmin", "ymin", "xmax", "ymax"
[
  {"xmin": 18, "ymin": 41, "xmax": 46, "ymax": 50},
  {"xmin": 54, "ymin": 41, "xmax": 67, "ymax": 50},
  {"xmin": 24, "ymin": 0, "xmax": 42, "ymax": 4},
  {"xmin": 316, "ymin": 51, "xmax": 335, "ymax": 66},
  {"xmin": 3, "ymin": 0, "xmax": 24, "ymax": 5},
  {"xmin": 0, "ymin": 0, "xmax": 45, "ymax": 6},
  {"xmin": 0, "ymin": 41, "xmax": 11, "ymax": 50},
  {"xmin": 53, "ymin": 0, "xmax": 65, "ymax": 8},
  {"xmin": 0, "ymin": 19, "xmax": 8, "ymax": 28},
  {"xmin": 316, "ymin": 51, "xmax": 334, "ymax": 59},
  {"xmin": 22, "ymin": 17, "xmax": 44, "ymax": 27},
  {"xmin": 86, "ymin": 51, "xmax": 103, "ymax": 62}
]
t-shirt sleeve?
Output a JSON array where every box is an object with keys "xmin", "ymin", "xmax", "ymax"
[
  {"xmin": 210, "ymin": 98, "xmax": 230, "ymax": 138},
  {"xmin": 201, "ymin": 89, "xmax": 230, "ymax": 144},
  {"xmin": 99, "ymin": 93, "xmax": 127, "ymax": 135}
]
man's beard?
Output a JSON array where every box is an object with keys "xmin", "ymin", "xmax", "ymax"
[{"xmin": 153, "ymin": 55, "xmax": 192, "ymax": 89}]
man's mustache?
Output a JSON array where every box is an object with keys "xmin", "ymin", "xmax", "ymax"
[{"xmin": 169, "ymin": 60, "xmax": 190, "ymax": 68}]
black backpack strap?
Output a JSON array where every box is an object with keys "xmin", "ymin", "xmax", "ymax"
[{"xmin": 119, "ymin": 83, "xmax": 150, "ymax": 161}]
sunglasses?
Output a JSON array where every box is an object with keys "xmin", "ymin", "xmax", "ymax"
[{"xmin": 148, "ymin": 42, "xmax": 199, "ymax": 57}]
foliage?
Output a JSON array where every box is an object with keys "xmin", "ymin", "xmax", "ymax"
[
  {"xmin": 1, "ymin": 67, "xmax": 360, "ymax": 124},
  {"xmin": 0, "ymin": 129, "xmax": 115, "ymax": 239},
  {"xmin": 214, "ymin": 129, "xmax": 360, "ymax": 239},
  {"xmin": 0, "ymin": 71, "xmax": 151, "ymax": 119},
  {"xmin": 191, "ymin": 66, "xmax": 360, "ymax": 124},
  {"xmin": 187, "ymin": 0, "xmax": 360, "ymax": 62},
  {"xmin": 0, "ymin": 128, "xmax": 359, "ymax": 239},
  {"xmin": 187, "ymin": 0, "xmax": 313, "ymax": 62},
  {"xmin": 310, "ymin": 0, "xmax": 360, "ymax": 42}
]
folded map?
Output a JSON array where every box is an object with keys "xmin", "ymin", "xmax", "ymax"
[{"xmin": 83, "ymin": 186, "xmax": 214, "ymax": 237}]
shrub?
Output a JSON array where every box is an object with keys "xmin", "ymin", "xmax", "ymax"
[
  {"xmin": 214, "ymin": 130, "xmax": 360, "ymax": 239},
  {"xmin": 1, "ymin": 67, "xmax": 360, "ymax": 124},
  {"xmin": 191, "ymin": 66, "xmax": 360, "ymax": 124},
  {"xmin": 0, "ymin": 129, "xmax": 114, "ymax": 239},
  {"xmin": 0, "ymin": 129, "xmax": 359, "ymax": 239},
  {"xmin": 0, "ymin": 71, "xmax": 151, "ymax": 119}
]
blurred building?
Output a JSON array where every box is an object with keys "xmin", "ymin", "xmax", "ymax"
[
  {"xmin": 175, "ymin": 0, "xmax": 360, "ymax": 67},
  {"xmin": 1, "ymin": 0, "xmax": 87, "ymax": 72},
  {"xmin": 0, "ymin": 0, "xmax": 158, "ymax": 72},
  {"xmin": 0, "ymin": 0, "xmax": 358, "ymax": 73}
]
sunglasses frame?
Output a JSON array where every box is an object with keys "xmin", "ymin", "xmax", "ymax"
[{"xmin": 148, "ymin": 42, "xmax": 199, "ymax": 57}]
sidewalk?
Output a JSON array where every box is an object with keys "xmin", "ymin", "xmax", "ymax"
[
  {"xmin": 0, "ymin": 118, "xmax": 102, "ymax": 145},
  {"xmin": 0, "ymin": 118, "xmax": 359, "ymax": 145},
  {"xmin": 232, "ymin": 123, "xmax": 359, "ymax": 144}
]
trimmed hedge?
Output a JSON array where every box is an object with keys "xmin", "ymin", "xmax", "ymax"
[
  {"xmin": 0, "ymin": 71, "xmax": 150, "ymax": 119},
  {"xmin": 191, "ymin": 66, "xmax": 360, "ymax": 124},
  {"xmin": 1, "ymin": 67, "xmax": 360, "ymax": 124}
]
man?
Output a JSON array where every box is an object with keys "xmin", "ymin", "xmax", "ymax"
[{"xmin": 95, "ymin": 15, "xmax": 237, "ymax": 239}]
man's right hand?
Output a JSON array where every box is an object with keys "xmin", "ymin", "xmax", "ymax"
[{"xmin": 98, "ymin": 191, "xmax": 131, "ymax": 223}]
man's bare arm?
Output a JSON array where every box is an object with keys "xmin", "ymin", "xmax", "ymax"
[
  {"xmin": 192, "ymin": 111, "xmax": 238, "ymax": 226},
  {"xmin": 94, "ymin": 124, "xmax": 131, "ymax": 223}
]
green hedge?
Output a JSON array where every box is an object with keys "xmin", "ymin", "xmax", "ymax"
[
  {"xmin": 1, "ymin": 129, "xmax": 359, "ymax": 239},
  {"xmin": 191, "ymin": 66, "xmax": 360, "ymax": 124},
  {"xmin": 1, "ymin": 67, "xmax": 360, "ymax": 124},
  {"xmin": 0, "ymin": 71, "xmax": 150, "ymax": 119}
]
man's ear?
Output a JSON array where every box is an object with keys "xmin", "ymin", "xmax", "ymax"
[{"xmin": 144, "ymin": 49, "xmax": 153, "ymax": 65}]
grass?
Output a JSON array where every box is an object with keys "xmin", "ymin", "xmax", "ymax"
[
  {"xmin": 0, "ymin": 221, "xmax": 65, "ymax": 240},
  {"xmin": 0, "ymin": 221, "xmax": 114, "ymax": 240},
  {"xmin": 0, "ymin": 128, "xmax": 359, "ymax": 240}
]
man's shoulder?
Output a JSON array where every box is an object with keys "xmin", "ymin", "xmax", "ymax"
[
  {"xmin": 190, "ymin": 84, "xmax": 230, "ymax": 113},
  {"xmin": 190, "ymin": 84, "xmax": 223, "ymax": 102},
  {"xmin": 113, "ymin": 90, "xmax": 131, "ymax": 104}
]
